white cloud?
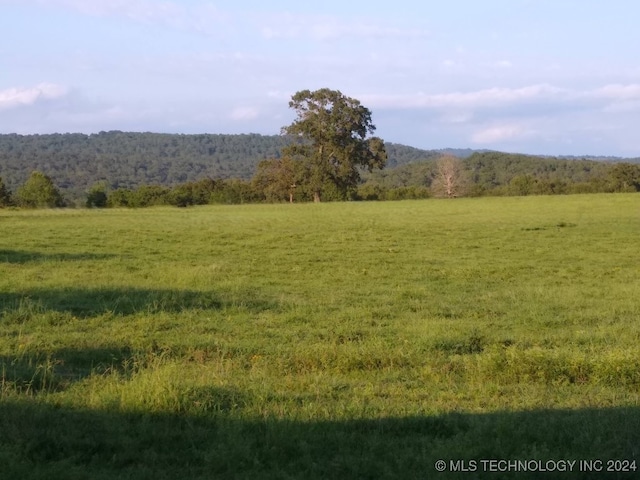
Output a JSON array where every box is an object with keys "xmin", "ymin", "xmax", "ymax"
[
  {"xmin": 471, "ymin": 125, "xmax": 531, "ymax": 144},
  {"xmin": 0, "ymin": 83, "xmax": 69, "ymax": 110}
]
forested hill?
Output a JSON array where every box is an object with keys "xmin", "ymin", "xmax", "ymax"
[
  {"xmin": 1, "ymin": 131, "xmax": 639, "ymax": 203},
  {"xmin": 0, "ymin": 132, "xmax": 442, "ymax": 198},
  {"xmin": 0, "ymin": 132, "xmax": 285, "ymax": 192}
]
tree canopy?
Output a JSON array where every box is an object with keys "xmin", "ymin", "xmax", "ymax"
[
  {"xmin": 282, "ymin": 88, "xmax": 387, "ymax": 202},
  {"xmin": 1, "ymin": 132, "xmax": 639, "ymax": 207},
  {"xmin": 16, "ymin": 171, "xmax": 64, "ymax": 208}
]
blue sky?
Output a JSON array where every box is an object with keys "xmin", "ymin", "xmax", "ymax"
[{"xmin": 1, "ymin": 0, "xmax": 639, "ymax": 156}]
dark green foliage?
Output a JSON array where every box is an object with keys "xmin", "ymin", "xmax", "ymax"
[
  {"xmin": 509, "ymin": 175, "xmax": 538, "ymax": 196},
  {"xmin": 1, "ymin": 132, "xmax": 639, "ymax": 206},
  {"xmin": 128, "ymin": 185, "xmax": 171, "ymax": 207},
  {"xmin": 167, "ymin": 178, "xmax": 220, "ymax": 207},
  {"xmin": 608, "ymin": 163, "xmax": 640, "ymax": 192},
  {"xmin": 208, "ymin": 179, "xmax": 260, "ymax": 204},
  {"xmin": 106, "ymin": 188, "xmax": 133, "ymax": 208},
  {"xmin": 102, "ymin": 178, "xmax": 261, "ymax": 208},
  {"xmin": 384, "ymin": 185, "xmax": 431, "ymax": 200},
  {"xmin": 384, "ymin": 144, "xmax": 443, "ymax": 168},
  {"xmin": 282, "ymin": 89, "xmax": 387, "ymax": 202},
  {"xmin": 16, "ymin": 171, "xmax": 64, "ymax": 208},
  {"xmin": 357, "ymin": 184, "xmax": 430, "ymax": 201},
  {"xmin": 0, "ymin": 133, "xmax": 443, "ymax": 204},
  {"xmin": 360, "ymin": 151, "xmax": 629, "ymax": 198},
  {"xmin": 356, "ymin": 183, "xmax": 386, "ymax": 201},
  {"xmin": 85, "ymin": 182, "xmax": 108, "ymax": 208},
  {"xmin": 189, "ymin": 178, "xmax": 221, "ymax": 204},
  {"xmin": 253, "ymin": 157, "xmax": 302, "ymax": 202},
  {"xmin": 168, "ymin": 184, "xmax": 196, "ymax": 208},
  {"xmin": 0, "ymin": 176, "xmax": 12, "ymax": 207},
  {"xmin": 0, "ymin": 132, "xmax": 289, "ymax": 202},
  {"xmin": 464, "ymin": 152, "xmax": 610, "ymax": 194}
]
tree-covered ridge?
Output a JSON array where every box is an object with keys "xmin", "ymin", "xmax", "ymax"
[
  {"xmin": 1, "ymin": 131, "xmax": 640, "ymax": 207},
  {"xmin": 0, "ymin": 132, "xmax": 441, "ymax": 201},
  {"xmin": 361, "ymin": 151, "xmax": 632, "ymax": 195},
  {"xmin": 0, "ymin": 132, "xmax": 291, "ymax": 198}
]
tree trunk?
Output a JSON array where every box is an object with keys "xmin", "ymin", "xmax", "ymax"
[{"xmin": 313, "ymin": 191, "xmax": 321, "ymax": 203}]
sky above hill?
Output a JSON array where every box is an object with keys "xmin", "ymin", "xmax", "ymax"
[{"xmin": 1, "ymin": 0, "xmax": 639, "ymax": 156}]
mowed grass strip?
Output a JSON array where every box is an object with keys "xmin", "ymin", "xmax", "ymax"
[{"xmin": 1, "ymin": 194, "xmax": 639, "ymax": 478}]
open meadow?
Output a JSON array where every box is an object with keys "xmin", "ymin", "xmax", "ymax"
[{"xmin": 1, "ymin": 194, "xmax": 639, "ymax": 479}]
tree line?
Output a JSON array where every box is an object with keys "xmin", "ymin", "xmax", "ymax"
[
  {"xmin": 1, "ymin": 88, "xmax": 639, "ymax": 209},
  {"xmin": 359, "ymin": 152, "xmax": 640, "ymax": 199},
  {"xmin": 2, "ymin": 155, "xmax": 638, "ymax": 209},
  {"xmin": 0, "ymin": 130, "xmax": 435, "ymax": 203}
]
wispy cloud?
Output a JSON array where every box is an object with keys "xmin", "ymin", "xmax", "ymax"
[
  {"xmin": 36, "ymin": 0, "xmax": 176, "ymax": 20},
  {"xmin": 362, "ymin": 84, "xmax": 568, "ymax": 110},
  {"xmin": 259, "ymin": 13, "xmax": 428, "ymax": 41},
  {"xmin": 471, "ymin": 124, "xmax": 533, "ymax": 144},
  {"xmin": 32, "ymin": 0, "xmax": 227, "ymax": 32},
  {"xmin": 365, "ymin": 83, "xmax": 640, "ymax": 152},
  {"xmin": 0, "ymin": 83, "xmax": 69, "ymax": 110},
  {"xmin": 363, "ymin": 83, "xmax": 640, "ymax": 116},
  {"xmin": 590, "ymin": 84, "xmax": 640, "ymax": 101},
  {"xmin": 495, "ymin": 60, "xmax": 513, "ymax": 68},
  {"xmin": 230, "ymin": 106, "xmax": 260, "ymax": 121}
]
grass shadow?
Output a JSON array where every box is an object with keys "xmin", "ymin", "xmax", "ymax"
[
  {"xmin": 0, "ymin": 249, "xmax": 117, "ymax": 264},
  {"xmin": 0, "ymin": 347, "xmax": 137, "ymax": 394},
  {"xmin": 0, "ymin": 287, "xmax": 277, "ymax": 318},
  {"xmin": 0, "ymin": 398, "xmax": 637, "ymax": 479},
  {"xmin": 0, "ymin": 345, "xmax": 254, "ymax": 395}
]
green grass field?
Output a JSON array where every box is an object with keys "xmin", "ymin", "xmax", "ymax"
[{"xmin": 1, "ymin": 194, "xmax": 639, "ymax": 479}]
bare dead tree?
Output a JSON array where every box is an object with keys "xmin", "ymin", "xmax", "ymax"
[{"xmin": 431, "ymin": 155, "xmax": 468, "ymax": 198}]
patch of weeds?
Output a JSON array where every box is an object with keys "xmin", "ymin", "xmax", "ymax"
[
  {"xmin": 0, "ymin": 298, "xmax": 45, "ymax": 325},
  {"xmin": 335, "ymin": 331, "xmax": 366, "ymax": 344},
  {"xmin": 0, "ymin": 355, "xmax": 65, "ymax": 395},
  {"xmin": 434, "ymin": 331, "xmax": 486, "ymax": 355}
]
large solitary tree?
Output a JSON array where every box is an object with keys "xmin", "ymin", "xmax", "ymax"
[{"xmin": 282, "ymin": 88, "xmax": 387, "ymax": 202}]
